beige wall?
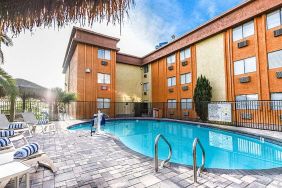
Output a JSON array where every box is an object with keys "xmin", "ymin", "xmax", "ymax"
[
  {"xmin": 115, "ymin": 63, "xmax": 142, "ymax": 102},
  {"xmin": 196, "ymin": 33, "xmax": 226, "ymax": 101},
  {"xmin": 142, "ymin": 64, "xmax": 152, "ymax": 102}
]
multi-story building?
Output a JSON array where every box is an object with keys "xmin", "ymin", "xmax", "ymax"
[{"xmin": 63, "ymin": 0, "xmax": 282, "ymax": 121}]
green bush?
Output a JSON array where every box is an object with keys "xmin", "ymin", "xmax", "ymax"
[{"xmin": 193, "ymin": 75, "xmax": 212, "ymax": 121}]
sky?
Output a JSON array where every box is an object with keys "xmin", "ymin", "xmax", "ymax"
[{"xmin": 1, "ymin": 0, "xmax": 243, "ymax": 89}]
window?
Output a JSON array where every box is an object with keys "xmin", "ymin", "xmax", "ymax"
[
  {"xmin": 181, "ymin": 99, "xmax": 192, "ymax": 110},
  {"xmin": 143, "ymin": 65, "xmax": 149, "ymax": 73},
  {"xmin": 167, "ymin": 54, "xmax": 176, "ymax": 65},
  {"xmin": 232, "ymin": 21, "xmax": 254, "ymax": 41},
  {"xmin": 268, "ymin": 50, "xmax": 282, "ymax": 69},
  {"xmin": 167, "ymin": 77, "xmax": 176, "ymax": 87},
  {"xmin": 180, "ymin": 48, "xmax": 191, "ymax": 61},
  {"xmin": 98, "ymin": 49, "xmax": 111, "ymax": 60},
  {"xmin": 236, "ymin": 94, "xmax": 259, "ymax": 109},
  {"xmin": 168, "ymin": 99, "xmax": 177, "ymax": 109},
  {"xmin": 143, "ymin": 83, "xmax": 149, "ymax": 92},
  {"xmin": 271, "ymin": 93, "xmax": 282, "ymax": 110},
  {"xmin": 180, "ymin": 73, "xmax": 192, "ymax": 84},
  {"xmin": 97, "ymin": 73, "xmax": 110, "ymax": 84},
  {"xmin": 97, "ymin": 98, "xmax": 111, "ymax": 109},
  {"xmin": 234, "ymin": 57, "xmax": 256, "ymax": 75},
  {"xmin": 267, "ymin": 9, "xmax": 282, "ymax": 29}
]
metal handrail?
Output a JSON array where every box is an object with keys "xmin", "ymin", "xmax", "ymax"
[
  {"xmin": 154, "ymin": 134, "xmax": 172, "ymax": 172},
  {"xmin": 193, "ymin": 138, "xmax": 206, "ymax": 183}
]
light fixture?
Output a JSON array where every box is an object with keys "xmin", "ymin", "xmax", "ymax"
[{"xmin": 85, "ymin": 68, "xmax": 91, "ymax": 73}]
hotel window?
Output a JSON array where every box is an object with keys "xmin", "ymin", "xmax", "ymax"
[
  {"xmin": 181, "ymin": 98, "xmax": 192, "ymax": 110},
  {"xmin": 232, "ymin": 21, "xmax": 254, "ymax": 41},
  {"xmin": 143, "ymin": 83, "xmax": 149, "ymax": 92},
  {"xmin": 268, "ymin": 50, "xmax": 282, "ymax": 69},
  {"xmin": 167, "ymin": 54, "xmax": 176, "ymax": 65},
  {"xmin": 180, "ymin": 48, "xmax": 191, "ymax": 61},
  {"xmin": 167, "ymin": 77, "xmax": 176, "ymax": 87},
  {"xmin": 267, "ymin": 8, "xmax": 282, "ymax": 29},
  {"xmin": 143, "ymin": 65, "xmax": 149, "ymax": 73},
  {"xmin": 168, "ymin": 99, "xmax": 177, "ymax": 109},
  {"xmin": 180, "ymin": 73, "xmax": 191, "ymax": 84},
  {"xmin": 98, "ymin": 48, "xmax": 111, "ymax": 60},
  {"xmin": 97, "ymin": 98, "xmax": 111, "ymax": 109},
  {"xmin": 234, "ymin": 57, "xmax": 256, "ymax": 75},
  {"xmin": 236, "ymin": 94, "xmax": 259, "ymax": 109},
  {"xmin": 97, "ymin": 73, "xmax": 110, "ymax": 84},
  {"xmin": 271, "ymin": 93, "xmax": 282, "ymax": 110}
]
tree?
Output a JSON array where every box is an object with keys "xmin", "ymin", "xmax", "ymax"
[
  {"xmin": 193, "ymin": 75, "xmax": 212, "ymax": 121},
  {"xmin": 0, "ymin": 32, "xmax": 13, "ymax": 64}
]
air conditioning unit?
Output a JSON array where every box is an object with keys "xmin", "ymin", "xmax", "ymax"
[
  {"xmin": 168, "ymin": 88, "xmax": 174, "ymax": 93},
  {"xmin": 181, "ymin": 61, "xmax": 188, "ymax": 66},
  {"xmin": 183, "ymin": 111, "xmax": 189, "ymax": 117},
  {"xmin": 241, "ymin": 113, "xmax": 252, "ymax": 120},
  {"xmin": 168, "ymin": 65, "xmax": 174, "ymax": 71},
  {"xmin": 276, "ymin": 71, "xmax": 282, "ymax": 79},
  {"xmin": 182, "ymin": 85, "xmax": 188, "ymax": 91},
  {"xmin": 101, "ymin": 61, "xmax": 108, "ymax": 66},
  {"xmin": 144, "ymin": 92, "xmax": 147, "ymax": 95},
  {"xmin": 101, "ymin": 86, "xmax": 108, "ymax": 90},
  {"xmin": 144, "ymin": 74, "xmax": 147, "ymax": 78},
  {"xmin": 240, "ymin": 76, "xmax": 251, "ymax": 83},
  {"xmin": 237, "ymin": 40, "xmax": 248, "ymax": 48},
  {"xmin": 274, "ymin": 28, "xmax": 282, "ymax": 37}
]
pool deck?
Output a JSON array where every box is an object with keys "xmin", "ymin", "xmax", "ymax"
[{"xmin": 8, "ymin": 120, "xmax": 282, "ymax": 188}]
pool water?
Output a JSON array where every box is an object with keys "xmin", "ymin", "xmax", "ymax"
[{"xmin": 68, "ymin": 120, "xmax": 282, "ymax": 170}]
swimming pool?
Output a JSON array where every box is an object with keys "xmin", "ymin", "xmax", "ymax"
[{"xmin": 68, "ymin": 119, "xmax": 282, "ymax": 170}]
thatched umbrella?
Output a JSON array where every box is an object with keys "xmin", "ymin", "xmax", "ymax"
[
  {"xmin": 15, "ymin": 78, "xmax": 47, "ymax": 111},
  {"xmin": 0, "ymin": 0, "xmax": 134, "ymax": 35}
]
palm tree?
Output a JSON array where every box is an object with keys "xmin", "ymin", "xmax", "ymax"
[{"xmin": 0, "ymin": 32, "xmax": 13, "ymax": 64}]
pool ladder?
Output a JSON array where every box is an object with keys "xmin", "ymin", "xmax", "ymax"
[
  {"xmin": 193, "ymin": 138, "xmax": 206, "ymax": 183},
  {"xmin": 154, "ymin": 134, "xmax": 172, "ymax": 172}
]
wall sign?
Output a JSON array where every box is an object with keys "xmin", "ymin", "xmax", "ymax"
[{"xmin": 208, "ymin": 103, "xmax": 232, "ymax": 122}]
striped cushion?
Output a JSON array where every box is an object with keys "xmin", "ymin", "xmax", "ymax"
[
  {"xmin": 8, "ymin": 123, "xmax": 24, "ymax": 129},
  {"xmin": 0, "ymin": 137, "xmax": 11, "ymax": 147},
  {"xmin": 14, "ymin": 143, "xmax": 39, "ymax": 159},
  {"xmin": 0, "ymin": 130, "xmax": 15, "ymax": 137},
  {"xmin": 38, "ymin": 119, "xmax": 49, "ymax": 125}
]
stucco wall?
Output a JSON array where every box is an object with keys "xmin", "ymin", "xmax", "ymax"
[
  {"xmin": 196, "ymin": 33, "xmax": 226, "ymax": 101},
  {"xmin": 115, "ymin": 63, "xmax": 142, "ymax": 102}
]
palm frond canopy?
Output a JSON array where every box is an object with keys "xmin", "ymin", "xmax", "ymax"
[{"xmin": 0, "ymin": 0, "xmax": 134, "ymax": 34}]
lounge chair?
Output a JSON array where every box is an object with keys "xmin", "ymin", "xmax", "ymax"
[
  {"xmin": 21, "ymin": 112, "xmax": 56, "ymax": 133},
  {"xmin": 0, "ymin": 114, "xmax": 32, "ymax": 137}
]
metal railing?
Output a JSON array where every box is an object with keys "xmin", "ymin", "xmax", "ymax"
[
  {"xmin": 154, "ymin": 134, "xmax": 172, "ymax": 172},
  {"xmin": 193, "ymin": 138, "xmax": 206, "ymax": 183}
]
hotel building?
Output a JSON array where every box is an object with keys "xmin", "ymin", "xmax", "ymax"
[{"xmin": 63, "ymin": 0, "xmax": 282, "ymax": 122}]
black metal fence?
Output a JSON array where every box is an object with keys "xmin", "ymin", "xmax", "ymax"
[{"xmin": 1, "ymin": 100, "xmax": 282, "ymax": 131}]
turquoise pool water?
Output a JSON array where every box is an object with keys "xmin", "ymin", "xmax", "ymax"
[{"xmin": 68, "ymin": 120, "xmax": 282, "ymax": 170}]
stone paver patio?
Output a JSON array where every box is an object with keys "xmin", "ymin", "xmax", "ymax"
[{"xmin": 6, "ymin": 120, "xmax": 282, "ymax": 188}]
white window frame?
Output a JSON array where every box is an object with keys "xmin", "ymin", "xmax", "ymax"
[
  {"xmin": 266, "ymin": 9, "xmax": 282, "ymax": 30},
  {"xmin": 97, "ymin": 73, "xmax": 111, "ymax": 84},
  {"xmin": 180, "ymin": 48, "xmax": 191, "ymax": 62},
  {"xmin": 168, "ymin": 99, "xmax": 177, "ymax": 109},
  {"xmin": 234, "ymin": 57, "xmax": 256, "ymax": 75},
  {"xmin": 180, "ymin": 73, "xmax": 192, "ymax": 85},
  {"xmin": 270, "ymin": 93, "xmax": 282, "ymax": 110},
  {"xmin": 232, "ymin": 20, "xmax": 255, "ymax": 41},
  {"xmin": 167, "ymin": 77, "xmax": 176, "ymax": 87},
  {"xmin": 268, "ymin": 50, "xmax": 282, "ymax": 69},
  {"xmin": 97, "ymin": 98, "xmax": 111, "ymax": 109},
  {"xmin": 143, "ymin": 83, "xmax": 149, "ymax": 92},
  {"xmin": 235, "ymin": 94, "xmax": 259, "ymax": 109},
  {"xmin": 181, "ymin": 98, "xmax": 192, "ymax": 110},
  {"xmin": 167, "ymin": 54, "xmax": 176, "ymax": 66},
  {"xmin": 98, "ymin": 48, "xmax": 111, "ymax": 60}
]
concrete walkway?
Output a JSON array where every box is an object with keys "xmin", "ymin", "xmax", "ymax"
[{"xmin": 7, "ymin": 120, "xmax": 282, "ymax": 188}]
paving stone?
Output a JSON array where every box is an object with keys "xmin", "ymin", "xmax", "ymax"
[{"xmin": 139, "ymin": 175, "xmax": 161, "ymax": 187}]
